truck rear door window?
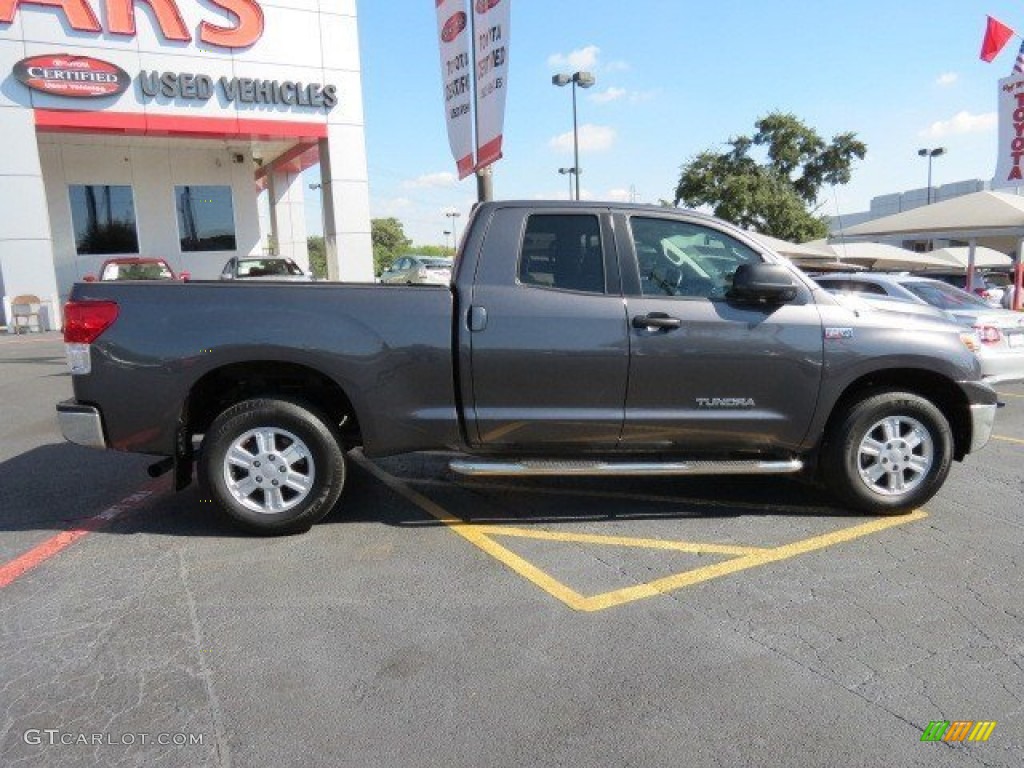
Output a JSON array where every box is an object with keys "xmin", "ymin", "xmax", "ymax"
[
  {"xmin": 518, "ymin": 214, "xmax": 605, "ymax": 294},
  {"xmin": 630, "ymin": 217, "xmax": 761, "ymax": 299}
]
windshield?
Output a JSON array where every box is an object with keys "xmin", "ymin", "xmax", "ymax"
[
  {"xmin": 902, "ymin": 280, "xmax": 991, "ymax": 310},
  {"xmin": 102, "ymin": 262, "xmax": 173, "ymax": 280},
  {"xmin": 237, "ymin": 259, "xmax": 304, "ymax": 277}
]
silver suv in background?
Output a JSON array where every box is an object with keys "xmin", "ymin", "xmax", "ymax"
[
  {"xmin": 380, "ymin": 255, "xmax": 454, "ymax": 285},
  {"xmin": 813, "ymin": 272, "xmax": 1024, "ymax": 384}
]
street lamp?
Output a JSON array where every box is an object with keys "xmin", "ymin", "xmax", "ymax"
[
  {"xmin": 558, "ymin": 167, "xmax": 578, "ymax": 200},
  {"xmin": 552, "ymin": 71, "xmax": 595, "ymax": 200},
  {"xmin": 917, "ymin": 147, "xmax": 946, "ymax": 205},
  {"xmin": 445, "ymin": 210, "xmax": 461, "ymax": 250}
]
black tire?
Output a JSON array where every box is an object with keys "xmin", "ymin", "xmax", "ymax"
[
  {"xmin": 199, "ymin": 398, "xmax": 346, "ymax": 534},
  {"xmin": 821, "ymin": 390, "xmax": 953, "ymax": 514}
]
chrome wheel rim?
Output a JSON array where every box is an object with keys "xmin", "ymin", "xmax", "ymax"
[
  {"xmin": 856, "ymin": 415, "xmax": 933, "ymax": 497},
  {"xmin": 223, "ymin": 427, "xmax": 315, "ymax": 514}
]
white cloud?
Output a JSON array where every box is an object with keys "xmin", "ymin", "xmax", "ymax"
[
  {"xmin": 606, "ymin": 188, "xmax": 632, "ymax": 202},
  {"xmin": 378, "ymin": 197, "xmax": 413, "ymax": 210},
  {"xmin": 920, "ymin": 111, "xmax": 997, "ymax": 138},
  {"xmin": 548, "ymin": 45, "xmax": 600, "ymax": 72},
  {"xmin": 936, "ymin": 72, "xmax": 958, "ymax": 87},
  {"xmin": 591, "ymin": 87, "xmax": 626, "ymax": 104},
  {"xmin": 629, "ymin": 89, "xmax": 659, "ymax": 104},
  {"xmin": 403, "ymin": 172, "xmax": 457, "ymax": 189},
  {"xmin": 604, "ymin": 60, "xmax": 630, "ymax": 73},
  {"xmin": 549, "ymin": 124, "xmax": 617, "ymax": 153}
]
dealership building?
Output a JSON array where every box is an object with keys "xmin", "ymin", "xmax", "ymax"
[{"xmin": 1, "ymin": 0, "xmax": 373, "ymax": 329}]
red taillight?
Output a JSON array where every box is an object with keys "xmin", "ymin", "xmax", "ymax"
[
  {"xmin": 974, "ymin": 324, "xmax": 1003, "ymax": 345},
  {"xmin": 64, "ymin": 300, "xmax": 119, "ymax": 344}
]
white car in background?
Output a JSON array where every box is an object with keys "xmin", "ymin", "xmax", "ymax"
[
  {"xmin": 220, "ymin": 257, "xmax": 314, "ymax": 282},
  {"xmin": 380, "ymin": 255, "xmax": 453, "ymax": 285},
  {"xmin": 813, "ymin": 272, "xmax": 1024, "ymax": 384}
]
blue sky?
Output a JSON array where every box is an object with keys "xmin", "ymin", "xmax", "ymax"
[{"xmin": 310, "ymin": 0, "xmax": 1024, "ymax": 246}]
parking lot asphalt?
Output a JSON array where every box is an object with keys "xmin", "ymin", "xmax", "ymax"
[{"xmin": 1, "ymin": 332, "xmax": 1022, "ymax": 767}]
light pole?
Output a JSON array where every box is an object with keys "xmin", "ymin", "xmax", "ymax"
[
  {"xmin": 558, "ymin": 167, "xmax": 578, "ymax": 200},
  {"xmin": 552, "ymin": 71, "xmax": 595, "ymax": 200},
  {"xmin": 917, "ymin": 147, "xmax": 946, "ymax": 204},
  {"xmin": 445, "ymin": 210, "xmax": 461, "ymax": 251}
]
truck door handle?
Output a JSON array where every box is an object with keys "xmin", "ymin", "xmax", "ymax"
[
  {"xmin": 468, "ymin": 305, "xmax": 488, "ymax": 332},
  {"xmin": 632, "ymin": 312, "xmax": 681, "ymax": 331}
]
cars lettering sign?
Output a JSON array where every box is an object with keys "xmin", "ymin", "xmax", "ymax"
[
  {"xmin": 14, "ymin": 54, "xmax": 130, "ymax": 98},
  {"xmin": 0, "ymin": 0, "xmax": 264, "ymax": 49}
]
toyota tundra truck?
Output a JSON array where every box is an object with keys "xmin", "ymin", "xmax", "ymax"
[{"xmin": 56, "ymin": 201, "xmax": 998, "ymax": 533}]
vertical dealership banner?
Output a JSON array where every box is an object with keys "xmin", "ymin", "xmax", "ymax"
[
  {"xmin": 437, "ymin": 0, "xmax": 475, "ymax": 178},
  {"xmin": 995, "ymin": 74, "xmax": 1024, "ymax": 187},
  {"xmin": 473, "ymin": 0, "xmax": 510, "ymax": 169}
]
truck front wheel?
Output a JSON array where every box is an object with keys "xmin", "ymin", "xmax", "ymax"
[
  {"xmin": 199, "ymin": 398, "xmax": 346, "ymax": 534},
  {"xmin": 822, "ymin": 391, "xmax": 953, "ymax": 514}
]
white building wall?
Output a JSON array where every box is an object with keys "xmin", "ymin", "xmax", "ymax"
[
  {"xmin": 0, "ymin": 0, "xmax": 373, "ymax": 320},
  {"xmin": 38, "ymin": 139, "xmax": 261, "ymax": 289}
]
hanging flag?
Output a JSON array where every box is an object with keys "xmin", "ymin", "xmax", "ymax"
[
  {"xmin": 436, "ymin": 0, "xmax": 475, "ymax": 178},
  {"xmin": 981, "ymin": 15, "xmax": 1016, "ymax": 62},
  {"xmin": 473, "ymin": 0, "xmax": 511, "ymax": 171},
  {"xmin": 1014, "ymin": 39, "xmax": 1024, "ymax": 73}
]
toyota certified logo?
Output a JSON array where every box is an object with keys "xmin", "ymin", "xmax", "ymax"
[
  {"xmin": 13, "ymin": 54, "xmax": 130, "ymax": 98},
  {"xmin": 441, "ymin": 12, "xmax": 467, "ymax": 42},
  {"xmin": 475, "ymin": 0, "xmax": 501, "ymax": 13}
]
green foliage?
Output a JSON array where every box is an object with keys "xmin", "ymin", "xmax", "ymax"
[
  {"xmin": 372, "ymin": 217, "xmax": 412, "ymax": 275},
  {"xmin": 307, "ymin": 236, "xmax": 327, "ymax": 279},
  {"xmin": 411, "ymin": 244, "xmax": 456, "ymax": 258},
  {"xmin": 673, "ymin": 112, "xmax": 867, "ymax": 243}
]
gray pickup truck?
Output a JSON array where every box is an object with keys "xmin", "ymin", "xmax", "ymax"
[{"xmin": 57, "ymin": 201, "xmax": 998, "ymax": 533}]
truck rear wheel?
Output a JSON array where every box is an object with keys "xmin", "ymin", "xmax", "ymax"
[
  {"xmin": 199, "ymin": 398, "xmax": 346, "ymax": 534},
  {"xmin": 822, "ymin": 390, "xmax": 953, "ymax": 514}
]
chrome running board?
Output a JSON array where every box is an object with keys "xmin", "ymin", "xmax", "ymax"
[{"xmin": 448, "ymin": 458, "xmax": 803, "ymax": 477}]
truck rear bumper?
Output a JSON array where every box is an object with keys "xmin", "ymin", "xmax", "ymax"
[{"xmin": 56, "ymin": 400, "xmax": 107, "ymax": 449}]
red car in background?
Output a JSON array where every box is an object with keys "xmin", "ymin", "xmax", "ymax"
[{"xmin": 85, "ymin": 257, "xmax": 187, "ymax": 282}]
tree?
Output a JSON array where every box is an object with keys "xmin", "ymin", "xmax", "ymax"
[
  {"xmin": 307, "ymin": 236, "xmax": 326, "ymax": 278},
  {"xmin": 372, "ymin": 217, "xmax": 412, "ymax": 275},
  {"xmin": 673, "ymin": 112, "xmax": 866, "ymax": 243}
]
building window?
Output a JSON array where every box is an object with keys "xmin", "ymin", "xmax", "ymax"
[
  {"xmin": 175, "ymin": 185, "xmax": 237, "ymax": 252},
  {"xmin": 69, "ymin": 185, "xmax": 139, "ymax": 255}
]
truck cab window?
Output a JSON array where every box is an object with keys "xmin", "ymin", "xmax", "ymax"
[
  {"xmin": 630, "ymin": 217, "xmax": 761, "ymax": 299},
  {"xmin": 518, "ymin": 214, "xmax": 605, "ymax": 294}
]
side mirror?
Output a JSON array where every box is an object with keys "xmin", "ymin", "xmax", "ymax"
[
  {"xmin": 83, "ymin": 274, "xmax": 97, "ymax": 283},
  {"xmin": 728, "ymin": 264, "xmax": 798, "ymax": 305}
]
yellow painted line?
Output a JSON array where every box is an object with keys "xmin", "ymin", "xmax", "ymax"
[
  {"xmin": 993, "ymin": 434, "xmax": 1024, "ymax": 445},
  {"xmin": 353, "ymin": 452, "xmax": 592, "ymax": 610},
  {"xmin": 574, "ymin": 510, "xmax": 928, "ymax": 612},
  {"xmin": 354, "ymin": 452, "xmax": 928, "ymax": 612},
  {"xmin": 995, "ymin": 391, "xmax": 1024, "ymax": 399},
  {"xmin": 476, "ymin": 525, "xmax": 769, "ymax": 557}
]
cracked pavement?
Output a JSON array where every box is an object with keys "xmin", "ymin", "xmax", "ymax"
[{"xmin": 1, "ymin": 333, "xmax": 1022, "ymax": 767}]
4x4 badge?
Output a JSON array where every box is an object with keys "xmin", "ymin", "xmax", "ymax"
[{"xmin": 824, "ymin": 327, "xmax": 854, "ymax": 340}]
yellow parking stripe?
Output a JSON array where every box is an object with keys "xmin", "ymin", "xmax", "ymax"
[
  {"xmin": 993, "ymin": 434, "xmax": 1024, "ymax": 445},
  {"xmin": 354, "ymin": 452, "xmax": 928, "ymax": 612},
  {"xmin": 476, "ymin": 525, "xmax": 769, "ymax": 557}
]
